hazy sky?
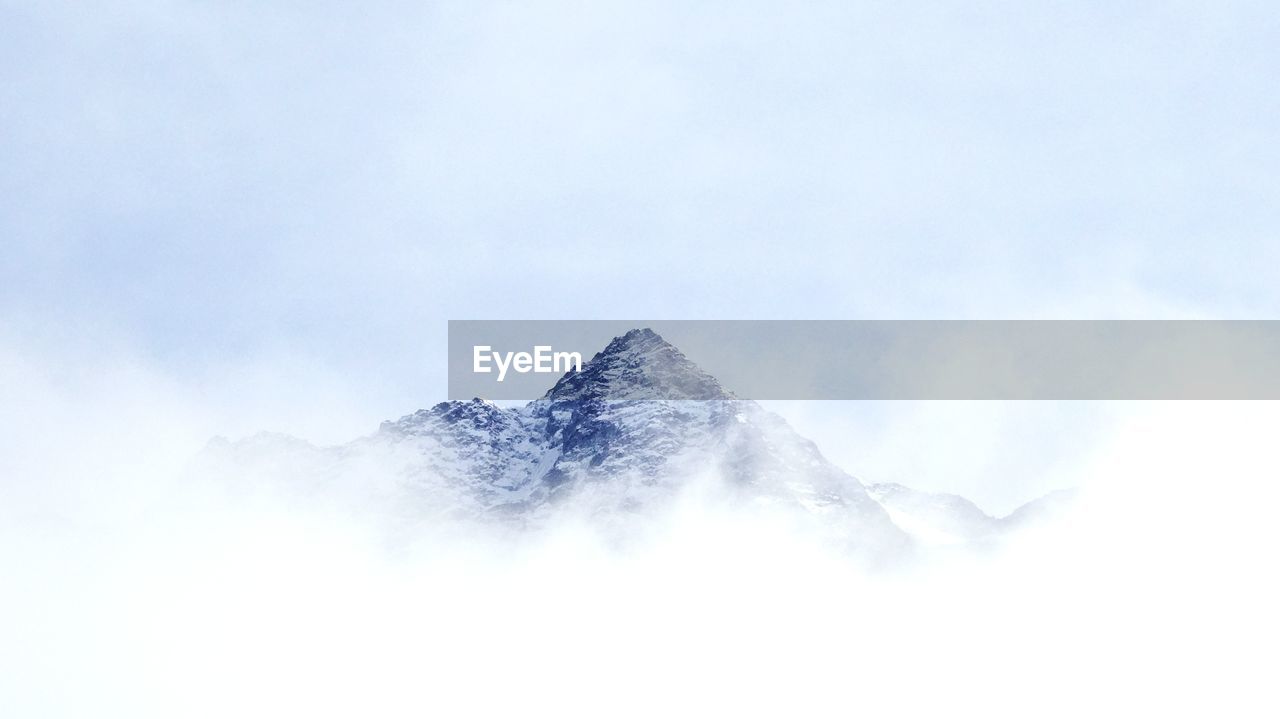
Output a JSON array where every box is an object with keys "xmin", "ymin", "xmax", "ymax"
[{"xmin": 3, "ymin": 1, "xmax": 1279, "ymax": 510}]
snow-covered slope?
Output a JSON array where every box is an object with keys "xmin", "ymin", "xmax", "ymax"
[
  {"xmin": 865, "ymin": 482, "xmax": 1078, "ymax": 547},
  {"xmin": 196, "ymin": 328, "xmax": 1067, "ymax": 558},
  {"xmin": 1000, "ymin": 488, "xmax": 1079, "ymax": 530},
  {"xmin": 867, "ymin": 483, "xmax": 1001, "ymax": 546}
]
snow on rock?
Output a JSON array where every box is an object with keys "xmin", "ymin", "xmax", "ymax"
[{"xmin": 195, "ymin": 328, "xmax": 1069, "ymax": 559}]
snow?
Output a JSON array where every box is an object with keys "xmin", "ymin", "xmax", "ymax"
[{"xmin": 199, "ymin": 328, "xmax": 1065, "ymax": 556}]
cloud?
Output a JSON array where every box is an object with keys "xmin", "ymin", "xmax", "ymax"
[
  {"xmin": 4, "ymin": 3, "xmax": 1280, "ymax": 714},
  {"xmin": 3, "ymin": 332, "xmax": 1279, "ymax": 716},
  {"xmin": 4, "ymin": 1, "xmax": 1278, "ymax": 381}
]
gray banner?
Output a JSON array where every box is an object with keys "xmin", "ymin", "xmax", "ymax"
[{"xmin": 448, "ymin": 320, "xmax": 1280, "ymax": 400}]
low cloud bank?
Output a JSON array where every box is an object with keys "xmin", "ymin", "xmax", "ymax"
[{"xmin": 2, "ymin": 343, "xmax": 1276, "ymax": 717}]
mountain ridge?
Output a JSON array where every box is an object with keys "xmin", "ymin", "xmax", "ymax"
[{"xmin": 198, "ymin": 328, "xmax": 1071, "ymax": 557}]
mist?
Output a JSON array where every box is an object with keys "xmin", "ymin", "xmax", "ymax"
[
  {"xmin": 5, "ymin": 0, "xmax": 1279, "ymax": 714},
  {"xmin": 4, "ymin": 335, "xmax": 1278, "ymax": 718}
]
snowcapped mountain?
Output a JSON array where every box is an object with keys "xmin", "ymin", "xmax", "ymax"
[
  {"xmin": 999, "ymin": 488, "xmax": 1079, "ymax": 530},
  {"xmin": 866, "ymin": 483, "xmax": 1080, "ymax": 547},
  {"xmin": 197, "ymin": 328, "xmax": 1066, "ymax": 558},
  {"xmin": 867, "ymin": 483, "xmax": 1002, "ymax": 546}
]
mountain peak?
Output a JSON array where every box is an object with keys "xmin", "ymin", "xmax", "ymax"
[
  {"xmin": 543, "ymin": 327, "xmax": 732, "ymax": 402},
  {"xmin": 608, "ymin": 327, "xmax": 666, "ymax": 349}
]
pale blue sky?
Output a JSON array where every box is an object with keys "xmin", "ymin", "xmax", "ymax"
[{"xmin": 3, "ymin": 1, "xmax": 1279, "ymax": 509}]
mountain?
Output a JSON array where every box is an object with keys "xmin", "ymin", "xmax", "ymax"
[
  {"xmin": 196, "ymin": 328, "xmax": 1067, "ymax": 559},
  {"xmin": 1000, "ymin": 488, "xmax": 1079, "ymax": 530},
  {"xmin": 866, "ymin": 483, "xmax": 1080, "ymax": 547},
  {"xmin": 867, "ymin": 483, "xmax": 1002, "ymax": 546}
]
